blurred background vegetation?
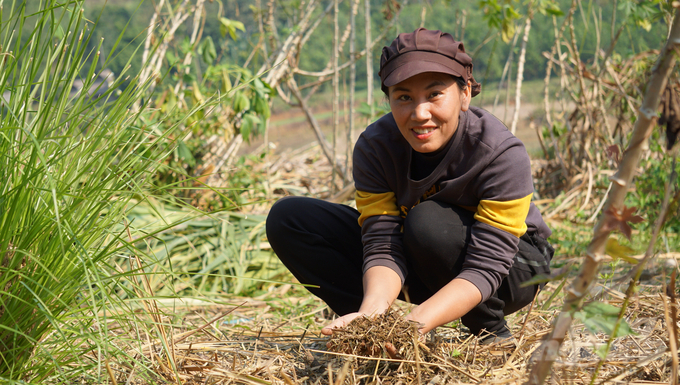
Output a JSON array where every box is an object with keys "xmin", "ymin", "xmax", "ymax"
[{"xmin": 71, "ymin": 0, "xmax": 666, "ymax": 91}]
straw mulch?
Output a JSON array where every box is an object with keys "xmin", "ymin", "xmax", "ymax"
[
  {"xmin": 136, "ymin": 276, "xmax": 677, "ymax": 385},
  {"xmin": 121, "ymin": 143, "xmax": 678, "ymax": 384}
]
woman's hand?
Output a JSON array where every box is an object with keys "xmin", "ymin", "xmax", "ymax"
[
  {"xmin": 322, "ymin": 266, "xmax": 402, "ymax": 336},
  {"xmin": 405, "ymin": 278, "xmax": 482, "ymax": 334},
  {"xmin": 321, "ymin": 312, "xmax": 368, "ymax": 335}
]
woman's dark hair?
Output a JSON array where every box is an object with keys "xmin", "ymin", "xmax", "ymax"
[
  {"xmin": 452, "ymin": 75, "xmax": 467, "ymax": 90},
  {"xmin": 382, "ymin": 74, "xmax": 468, "ymax": 96}
]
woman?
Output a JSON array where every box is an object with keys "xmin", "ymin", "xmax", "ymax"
[{"xmin": 266, "ymin": 28, "xmax": 553, "ymax": 344}]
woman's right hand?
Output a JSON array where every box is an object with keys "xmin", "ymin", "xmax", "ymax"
[
  {"xmin": 322, "ymin": 266, "xmax": 401, "ymax": 335},
  {"xmin": 321, "ymin": 312, "xmax": 368, "ymax": 335}
]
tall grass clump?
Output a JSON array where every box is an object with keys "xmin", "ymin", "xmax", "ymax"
[{"xmin": 0, "ymin": 1, "xmax": 187, "ymax": 382}]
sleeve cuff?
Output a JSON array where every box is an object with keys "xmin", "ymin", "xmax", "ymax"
[
  {"xmin": 363, "ymin": 258, "xmax": 406, "ymax": 285},
  {"xmin": 456, "ymin": 269, "xmax": 493, "ymax": 302}
]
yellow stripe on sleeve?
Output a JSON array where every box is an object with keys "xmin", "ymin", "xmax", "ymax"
[
  {"xmin": 355, "ymin": 190, "xmax": 400, "ymax": 226},
  {"xmin": 474, "ymin": 193, "xmax": 533, "ymax": 237}
]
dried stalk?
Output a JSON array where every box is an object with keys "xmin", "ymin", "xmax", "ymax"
[
  {"xmin": 541, "ymin": 5, "xmax": 576, "ymax": 174},
  {"xmin": 287, "ymin": 77, "xmax": 346, "ymax": 178},
  {"xmin": 332, "ymin": 0, "xmax": 339, "ymax": 193},
  {"xmin": 266, "ymin": 0, "xmax": 279, "ymax": 50},
  {"xmin": 140, "ymin": 0, "xmax": 192, "ymax": 98},
  {"xmin": 492, "ymin": 30, "xmax": 520, "ymax": 116},
  {"xmin": 510, "ymin": 6, "xmax": 534, "ymax": 135},
  {"xmin": 258, "ymin": 0, "xmax": 323, "ymax": 87},
  {"xmin": 123, "ymin": 222, "xmax": 181, "ymax": 384},
  {"xmin": 139, "ymin": 0, "xmax": 166, "ymax": 81},
  {"xmin": 347, "ymin": 0, "xmax": 360, "ymax": 178},
  {"xmin": 527, "ymin": 8, "xmax": 680, "ymax": 385},
  {"xmin": 364, "ymin": 0, "xmax": 374, "ymax": 121},
  {"xmin": 173, "ymin": 0, "xmax": 206, "ymax": 108},
  {"xmin": 668, "ymin": 270, "xmax": 680, "ymax": 385}
]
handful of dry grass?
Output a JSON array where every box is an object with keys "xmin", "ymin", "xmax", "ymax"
[{"xmin": 326, "ymin": 309, "xmax": 435, "ymax": 362}]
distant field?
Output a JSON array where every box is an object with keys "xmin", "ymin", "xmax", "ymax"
[{"xmin": 245, "ymin": 78, "xmax": 559, "ymax": 155}]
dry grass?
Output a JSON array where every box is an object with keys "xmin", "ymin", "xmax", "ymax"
[
  {"xmin": 98, "ymin": 143, "xmax": 678, "ymax": 384},
  {"xmin": 105, "ymin": 275, "xmax": 676, "ymax": 384}
]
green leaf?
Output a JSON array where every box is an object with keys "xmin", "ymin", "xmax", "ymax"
[
  {"xmin": 222, "ymin": 70, "xmax": 232, "ymax": 93},
  {"xmin": 177, "ymin": 141, "xmax": 196, "ymax": 167},
  {"xmin": 232, "ymin": 91, "xmax": 250, "ymax": 113},
  {"xmin": 253, "ymin": 96, "xmax": 270, "ymax": 119},
  {"xmin": 501, "ymin": 21, "xmax": 515, "ymax": 43},
  {"xmin": 595, "ymin": 345, "xmax": 609, "ymax": 360},
  {"xmin": 573, "ymin": 302, "xmax": 636, "ymax": 338},
  {"xmin": 242, "ymin": 113, "xmax": 262, "ymax": 139},
  {"xmin": 253, "ymin": 78, "xmax": 266, "ymax": 95},
  {"xmin": 520, "ymin": 271, "xmax": 566, "ymax": 287},
  {"xmin": 605, "ymin": 238, "xmax": 639, "ymax": 264},
  {"xmin": 200, "ymin": 36, "xmax": 217, "ymax": 64},
  {"xmin": 166, "ymin": 51, "xmax": 178, "ymax": 65},
  {"xmin": 220, "ymin": 17, "xmax": 245, "ymax": 41},
  {"xmin": 240, "ymin": 114, "xmax": 252, "ymax": 139},
  {"xmin": 183, "ymin": 72, "xmax": 196, "ymax": 84},
  {"xmin": 636, "ymin": 18, "xmax": 652, "ymax": 31},
  {"xmin": 544, "ymin": 5, "xmax": 564, "ymax": 16}
]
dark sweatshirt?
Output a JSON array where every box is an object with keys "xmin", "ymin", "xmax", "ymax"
[{"xmin": 352, "ymin": 106, "xmax": 551, "ymax": 301}]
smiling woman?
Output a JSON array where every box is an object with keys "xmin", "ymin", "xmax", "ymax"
[
  {"xmin": 266, "ymin": 28, "xmax": 554, "ymax": 345},
  {"xmin": 387, "ymin": 72, "xmax": 470, "ymax": 153}
]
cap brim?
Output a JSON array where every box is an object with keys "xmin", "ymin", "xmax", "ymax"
[{"xmin": 383, "ymin": 61, "xmax": 464, "ymax": 88}]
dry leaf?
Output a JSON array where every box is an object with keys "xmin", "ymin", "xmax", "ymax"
[
  {"xmin": 602, "ymin": 205, "xmax": 644, "ymax": 240},
  {"xmin": 605, "ymin": 145, "xmax": 621, "ymax": 164}
]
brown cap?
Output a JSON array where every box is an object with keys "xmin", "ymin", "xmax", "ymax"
[{"xmin": 379, "ymin": 28, "xmax": 481, "ymax": 97}]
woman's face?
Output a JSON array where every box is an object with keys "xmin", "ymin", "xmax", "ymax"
[{"xmin": 388, "ymin": 72, "xmax": 471, "ymax": 153}]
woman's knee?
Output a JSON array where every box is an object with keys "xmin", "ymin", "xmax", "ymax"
[
  {"xmin": 403, "ymin": 200, "xmax": 474, "ymax": 249},
  {"xmin": 266, "ymin": 196, "xmax": 306, "ymax": 243}
]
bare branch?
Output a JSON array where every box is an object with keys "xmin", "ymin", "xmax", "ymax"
[{"xmin": 287, "ymin": 78, "xmax": 347, "ymax": 179}]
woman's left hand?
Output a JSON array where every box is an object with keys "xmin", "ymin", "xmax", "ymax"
[{"xmin": 405, "ymin": 278, "xmax": 482, "ymax": 334}]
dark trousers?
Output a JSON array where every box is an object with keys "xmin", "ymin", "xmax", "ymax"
[{"xmin": 266, "ymin": 196, "xmax": 548, "ymax": 335}]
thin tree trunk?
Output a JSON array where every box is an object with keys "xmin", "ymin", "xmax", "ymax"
[
  {"xmin": 174, "ymin": 0, "xmax": 206, "ymax": 107},
  {"xmin": 347, "ymin": 0, "xmax": 359, "ymax": 181},
  {"xmin": 139, "ymin": 0, "xmax": 166, "ymax": 85},
  {"xmin": 492, "ymin": 30, "xmax": 519, "ymax": 116},
  {"xmin": 287, "ymin": 78, "xmax": 346, "ymax": 178},
  {"xmin": 543, "ymin": 0, "xmax": 577, "ymax": 168},
  {"xmin": 528, "ymin": 8, "xmax": 680, "ymax": 384},
  {"xmin": 510, "ymin": 9, "xmax": 533, "ymax": 135},
  {"xmin": 332, "ymin": 0, "xmax": 339, "ymax": 193},
  {"xmin": 365, "ymin": 0, "xmax": 374, "ymax": 121}
]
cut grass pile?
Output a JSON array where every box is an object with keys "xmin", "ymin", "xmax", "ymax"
[{"xmin": 97, "ymin": 270, "xmax": 676, "ymax": 384}]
